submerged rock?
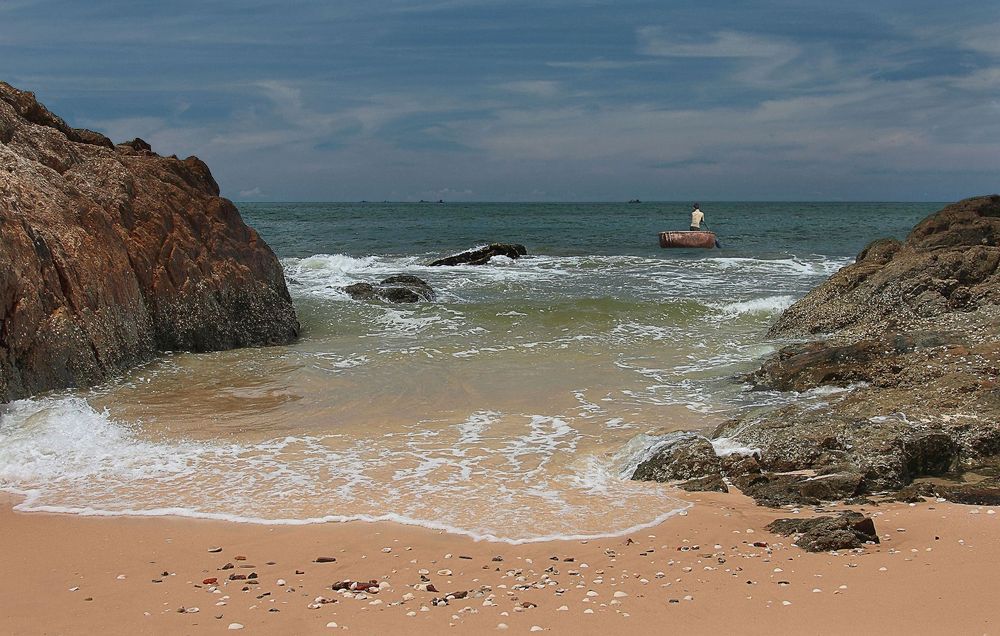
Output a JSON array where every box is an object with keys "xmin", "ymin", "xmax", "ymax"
[
  {"xmin": 0, "ymin": 82, "xmax": 299, "ymax": 402},
  {"xmin": 428, "ymin": 243, "xmax": 527, "ymax": 266},
  {"xmin": 342, "ymin": 275, "xmax": 435, "ymax": 303},
  {"xmin": 767, "ymin": 512, "xmax": 879, "ymax": 552}
]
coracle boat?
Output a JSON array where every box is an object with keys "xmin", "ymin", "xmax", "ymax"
[{"xmin": 658, "ymin": 231, "xmax": 718, "ymax": 249}]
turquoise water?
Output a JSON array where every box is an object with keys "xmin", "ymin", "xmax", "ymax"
[{"xmin": 0, "ymin": 201, "xmax": 939, "ymax": 541}]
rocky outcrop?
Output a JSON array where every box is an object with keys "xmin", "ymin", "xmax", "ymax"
[
  {"xmin": 770, "ymin": 195, "xmax": 1000, "ymax": 340},
  {"xmin": 716, "ymin": 196, "xmax": 1000, "ymax": 505},
  {"xmin": 428, "ymin": 243, "xmax": 527, "ymax": 266},
  {"xmin": 631, "ymin": 433, "xmax": 728, "ymax": 492},
  {"xmin": 0, "ymin": 82, "xmax": 299, "ymax": 402},
  {"xmin": 767, "ymin": 512, "xmax": 879, "ymax": 552},
  {"xmin": 343, "ymin": 275, "xmax": 435, "ymax": 303}
]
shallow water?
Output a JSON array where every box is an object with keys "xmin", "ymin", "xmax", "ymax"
[{"xmin": 0, "ymin": 202, "xmax": 938, "ymax": 541}]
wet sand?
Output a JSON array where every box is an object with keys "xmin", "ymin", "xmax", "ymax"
[{"xmin": 2, "ymin": 490, "xmax": 997, "ymax": 635}]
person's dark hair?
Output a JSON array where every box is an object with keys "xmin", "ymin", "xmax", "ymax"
[{"xmin": 693, "ymin": 203, "xmax": 700, "ymax": 208}]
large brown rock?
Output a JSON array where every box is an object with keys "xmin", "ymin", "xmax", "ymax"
[
  {"xmin": 770, "ymin": 195, "xmax": 1000, "ymax": 339},
  {"xmin": 0, "ymin": 82, "xmax": 299, "ymax": 402},
  {"xmin": 715, "ymin": 197, "xmax": 1000, "ymax": 502}
]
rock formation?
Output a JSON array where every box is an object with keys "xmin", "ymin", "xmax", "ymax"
[
  {"xmin": 769, "ymin": 195, "xmax": 1000, "ymax": 339},
  {"xmin": 714, "ymin": 195, "xmax": 1000, "ymax": 504},
  {"xmin": 428, "ymin": 243, "xmax": 527, "ymax": 266},
  {"xmin": 0, "ymin": 82, "xmax": 299, "ymax": 402}
]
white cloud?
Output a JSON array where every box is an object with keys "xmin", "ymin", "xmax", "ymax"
[
  {"xmin": 637, "ymin": 27, "xmax": 799, "ymax": 60},
  {"xmin": 546, "ymin": 59, "xmax": 648, "ymax": 71},
  {"xmin": 238, "ymin": 186, "xmax": 263, "ymax": 199},
  {"xmin": 495, "ymin": 80, "xmax": 563, "ymax": 98}
]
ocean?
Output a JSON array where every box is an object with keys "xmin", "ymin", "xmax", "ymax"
[{"xmin": 0, "ymin": 202, "xmax": 938, "ymax": 542}]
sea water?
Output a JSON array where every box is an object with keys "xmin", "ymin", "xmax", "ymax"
[{"xmin": 0, "ymin": 202, "xmax": 937, "ymax": 542}]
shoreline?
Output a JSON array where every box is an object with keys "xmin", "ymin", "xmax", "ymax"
[
  {"xmin": 1, "ymin": 487, "xmax": 694, "ymax": 546},
  {"xmin": 3, "ymin": 490, "xmax": 998, "ymax": 635}
]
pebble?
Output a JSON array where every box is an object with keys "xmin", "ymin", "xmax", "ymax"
[
  {"xmin": 228, "ymin": 624, "xmax": 244, "ymax": 630},
  {"xmin": 437, "ymin": 569, "xmax": 453, "ymax": 576},
  {"xmin": 208, "ymin": 547, "xmax": 223, "ymax": 553},
  {"xmin": 584, "ymin": 608, "xmax": 594, "ymax": 614},
  {"xmin": 382, "ymin": 547, "xmax": 392, "ymax": 553},
  {"xmin": 557, "ymin": 605, "xmax": 569, "ymax": 611},
  {"xmin": 782, "ymin": 601, "xmax": 792, "ymax": 606},
  {"xmin": 530, "ymin": 627, "xmax": 544, "ymax": 632},
  {"xmin": 326, "ymin": 622, "xmax": 339, "ymax": 628},
  {"xmin": 497, "ymin": 623, "xmax": 509, "ymax": 630},
  {"xmin": 613, "ymin": 591, "xmax": 628, "ymax": 598}
]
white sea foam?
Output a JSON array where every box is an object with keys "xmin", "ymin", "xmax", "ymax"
[
  {"xmin": 710, "ymin": 438, "xmax": 762, "ymax": 458},
  {"xmin": 0, "ymin": 397, "xmax": 688, "ymax": 544},
  {"xmin": 718, "ymin": 295, "xmax": 797, "ymax": 316}
]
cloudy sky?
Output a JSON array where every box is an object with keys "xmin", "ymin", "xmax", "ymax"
[{"xmin": 2, "ymin": 0, "xmax": 998, "ymax": 201}]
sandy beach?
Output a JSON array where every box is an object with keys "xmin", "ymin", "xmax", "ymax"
[{"xmin": 3, "ymin": 490, "xmax": 997, "ymax": 635}]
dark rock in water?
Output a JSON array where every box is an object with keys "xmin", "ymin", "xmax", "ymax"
[
  {"xmin": 380, "ymin": 274, "xmax": 435, "ymax": 300},
  {"xmin": 378, "ymin": 287, "xmax": 421, "ymax": 303},
  {"xmin": 767, "ymin": 512, "xmax": 879, "ymax": 552},
  {"xmin": 342, "ymin": 275, "xmax": 435, "ymax": 303},
  {"xmin": 0, "ymin": 82, "xmax": 299, "ymax": 402},
  {"xmin": 343, "ymin": 283, "xmax": 379, "ymax": 301},
  {"xmin": 428, "ymin": 243, "xmax": 527, "ymax": 266},
  {"xmin": 631, "ymin": 433, "xmax": 728, "ymax": 493}
]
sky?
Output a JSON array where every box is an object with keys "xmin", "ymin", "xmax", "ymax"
[{"xmin": 1, "ymin": 0, "xmax": 998, "ymax": 201}]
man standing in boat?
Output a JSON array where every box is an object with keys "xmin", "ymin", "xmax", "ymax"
[{"xmin": 690, "ymin": 203, "xmax": 704, "ymax": 231}]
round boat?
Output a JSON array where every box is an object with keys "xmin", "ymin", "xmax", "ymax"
[{"xmin": 658, "ymin": 231, "xmax": 718, "ymax": 249}]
